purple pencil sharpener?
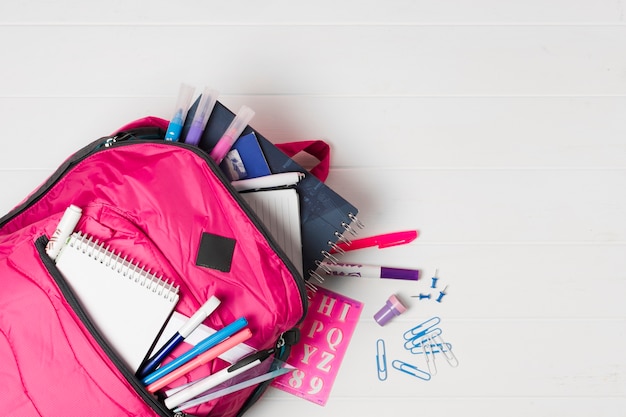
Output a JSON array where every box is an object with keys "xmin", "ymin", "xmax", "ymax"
[{"xmin": 374, "ymin": 294, "xmax": 408, "ymax": 326}]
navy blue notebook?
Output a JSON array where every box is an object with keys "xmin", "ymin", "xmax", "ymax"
[{"xmin": 183, "ymin": 100, "xmax": 361, "ymax": 283}]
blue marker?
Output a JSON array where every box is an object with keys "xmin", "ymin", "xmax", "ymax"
[
  {"xmin": 136, "ymin": 296, "xmax": 221, "ymax": 379},
  {"xmin": 164, "ymin": 83, "xmax": 195, "ymax": 141},
  {"xmin": 142, "ymin": 316, "xmax": 248, "ymax": 385}
]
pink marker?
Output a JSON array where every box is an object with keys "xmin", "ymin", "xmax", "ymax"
[
  {"xmin": 209, "ymin": 105, "xmax": 255, "ymax": 164},
  {"xmin": 146, "ymin": 328, "xmax": 252, "ymax": 393},
  {"xmin": 330, "ymin": 230, "xmax": 418, "ymax": 253}
]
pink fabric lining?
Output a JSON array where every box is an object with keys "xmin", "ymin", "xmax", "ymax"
[{"xmin": 0, "ymin": 136, "xmax": 305, "ymax": 416}]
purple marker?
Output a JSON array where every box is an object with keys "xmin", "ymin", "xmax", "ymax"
[
  {"xmin": 184, "ymin": 87, "xmax": 219, "ymax": 146},
  {"xmin": 374, "ymin": 294, "xmax": 407, "ymax": 326},
  {"xmin": 322, "ymin": 262, "xmax": 419, "ymax": 281}
]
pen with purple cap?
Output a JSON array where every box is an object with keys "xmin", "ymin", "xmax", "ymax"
[{"xmin": 321, "ymin": 262, "xmax": 419, "ymax": 281}]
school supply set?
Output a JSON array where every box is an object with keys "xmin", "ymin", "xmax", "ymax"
[{"xmin": 0, "ymin": 86, "xmax": 363, "ymax": 416}]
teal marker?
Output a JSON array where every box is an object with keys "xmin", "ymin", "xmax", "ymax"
[{"xmin": 165, "ymin": 83, "xmax": 195, "ymax": 141}]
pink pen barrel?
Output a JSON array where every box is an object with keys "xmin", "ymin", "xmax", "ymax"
[{"xmin": 146, "ymin": 328, "xmax": 253, "ymax": 393}]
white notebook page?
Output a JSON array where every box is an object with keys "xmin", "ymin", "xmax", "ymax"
[{"xmin": 55, "ymin": 232, "xmax": 179, "ymax": 371}]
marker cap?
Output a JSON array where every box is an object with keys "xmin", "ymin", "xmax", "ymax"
[{"xmin": 380, "ymin": 267, "xmax": 419, "ymax": 281}]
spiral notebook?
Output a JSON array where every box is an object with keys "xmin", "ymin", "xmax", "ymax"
[
  {"xmin": 55, "ymin": 232, "xmax": 179, "ymax": 371},
  {"xmin": 240, "ymin": 188, "xmax": 303, "ymax": 276},
  {"xmin": 183, "ymin": 100, "xmax": 363, "ymax": 286}
]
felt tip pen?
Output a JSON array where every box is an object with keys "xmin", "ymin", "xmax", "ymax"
[
  {"xmin": 164, "ymin": 83, "xmax": 195, "ymax": 141},
  {"xmin": 164, "ymin": 349, "xmax": 274, "ymax": 410},
  {"xmin": 146, "ymin": 327, "xmax": 252, "ymax": 393},
  {"xmin": 209, "ymin": 105, "xmax": 255, "ymax": 164},
  {"xmin": 330, "ymin": 230, "xmax": 418, "ymax": 253},
  {"xmin": 183, "ymin": 87, "xmax": 219, "ymax": 146},
  {"xmin": 142, "ymin": 316, "xmax": 248, "ymax": 385},
  {"xmin": 137, "ymin": 296, "xmax": 221, "ymax": 379},
  {"xmin": 322, "ymin": 262, "xmax": 419, "ymax": 281},
  {"xmin": 46, "ymin": 204, "xmax": 82, "ymax": 260}
]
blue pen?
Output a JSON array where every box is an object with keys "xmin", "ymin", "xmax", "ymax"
[
  {"xmin": 142, "ymin": 316, "xmax": 248, "ymax": 385},
  {"xmin": 136, "ymin": 296, "xmax": 221, "ymax": 379},
  {"xmin": 164, "ymin": 83, "xmax": 195, "ymax": 141}
]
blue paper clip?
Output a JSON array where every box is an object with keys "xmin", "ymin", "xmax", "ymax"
[
  {"xmin": 409, "ymin": 339, "xmax": 452, "ymax": 355},
  {"xmin": 403, "ymin": 316, "xmax": 441, "ymax": 341},
  {"xmin": 403, "ymin": 327, "xmax": 442, "ymax": 350},
  {"xmin": 391, "ymin": 360, "xmax": 431, "ymax": 381},
  {"xmin": 376, "ymin": 339, "xmax": 388, "ymax": 381}
]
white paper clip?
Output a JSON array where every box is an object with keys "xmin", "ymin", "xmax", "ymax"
[
  {"xmin": 432, "ymin": 334, "xmax": 459, "ymax": 367},
  {"xmin": 391, "ymin": 360, "xmax": 431, "ymax": 381},
  {"xmin": 422, "ymin": 336, "xmax": 437, "ymax": 376},
  {"xmin": 376, "ymin": 339, "xmax": 387, "ymax": 381},
  {"xmin": 403, "ymin": 316, "xmax": 441, "ymax": 341}
]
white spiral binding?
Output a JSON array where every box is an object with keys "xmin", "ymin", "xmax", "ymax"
[
  {"xmin": 306, "ymin": 213, "xmax": 364, "ymax": 296},
  {"xmin": 69, "ymin": 232, "xmax": 179, "ymax": 302}
]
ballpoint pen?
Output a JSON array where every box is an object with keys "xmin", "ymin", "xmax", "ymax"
[
  {"xmin": 330, "ymin": 230, "xmax": 418, "ymax": 253},
  {"xmin": 183, "ymin": 87, "xmax": 219, "ymax": 146},
  {"xmin": 164, "ymin": 349, "xmax": 275, "ymax": 410},
  {"xmin": 209, "ymin": 105, "xmax": 255, "ymax": 164},
  {"xmin": 146, "ymin": 328, "xmax": 252, "ymax": 393},
  {"xmin": 142, "ymin": 317, "xmax": 248, "ymax": 385},
  {"xmin": 136, "ymin": 296, "xmax": 221, "ymax": 379},
  {"xmin": 164, "ymin": 83, "xmax": 195, "ymax": 141}
]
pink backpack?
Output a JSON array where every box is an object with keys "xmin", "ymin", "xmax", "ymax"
[{"xmin": 0, "ymin": 114, "xmax": 323, "ymax": 416}]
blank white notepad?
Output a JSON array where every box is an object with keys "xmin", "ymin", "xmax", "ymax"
[
  {"xmin": 241, "ymin": 188, "xmax": 303, "ymax": 275},
  {"xmin": 55, "ymin": 232, "xmax": 179, "ymax": 371}
]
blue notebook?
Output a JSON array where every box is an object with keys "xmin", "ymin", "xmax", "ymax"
[
  {"xmin": 220, "ymin": 132, "xmax": 272, "ymax": 181},
  {"xmin": 183, "ymin": 100, "xmax": 361, "ymax": 283}
]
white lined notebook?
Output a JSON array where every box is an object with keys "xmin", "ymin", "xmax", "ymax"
[
  {"xmin": 55, "ymin": 232, "xmax": 179, "ymax": 371},
  {"xmin": 240, "ymin": 188, "xmax": 303, "ymax": 276}
]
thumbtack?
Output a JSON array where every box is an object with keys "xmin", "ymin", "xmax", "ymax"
[
  {"xmin": 411, "ymin": 293, "xmax": 432, "ymax": 300},
  {"xmin": 430, "ymin": 269, "xmax": 439, "ymax": 289},
  {"xmin": 436, "ymin": 285, "xmax": 448, "ymax": 303}
]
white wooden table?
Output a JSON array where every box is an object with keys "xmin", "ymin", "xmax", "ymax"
[{"xmin": 1, "ymin": 2, "xmax": 624, "ymax": 416}]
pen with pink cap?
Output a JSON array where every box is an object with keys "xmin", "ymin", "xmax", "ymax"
[
  {"xmin": 209, "ymin": 105, "xmax": 255, "ymax": 164},
  {"xmin": 330, "ymin": 230, "xmax": 418, "ymax": 253}
]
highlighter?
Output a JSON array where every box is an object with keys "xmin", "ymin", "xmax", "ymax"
[
  {"xmin": 184, "ymin": 87, "xmax": 219, "ymax": 146},
  {"xmin": 164, "ymin": 83, "xmax": 195, "ymax": 141},
  {"xmin": 209, "ymin": 105, "xmax": 255, "ymax": 164}
]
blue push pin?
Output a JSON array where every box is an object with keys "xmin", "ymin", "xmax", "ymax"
[
  {"xmin": 436, "ymin": 285, "xmax": 448, "ymax": 303},
  {"xmin": 411, "ymin": 293, "xmax": 432, "ymax": 300},
  {"xmin": 430, "ymin": 269, "xmax": 439, "ymax": 289}
]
